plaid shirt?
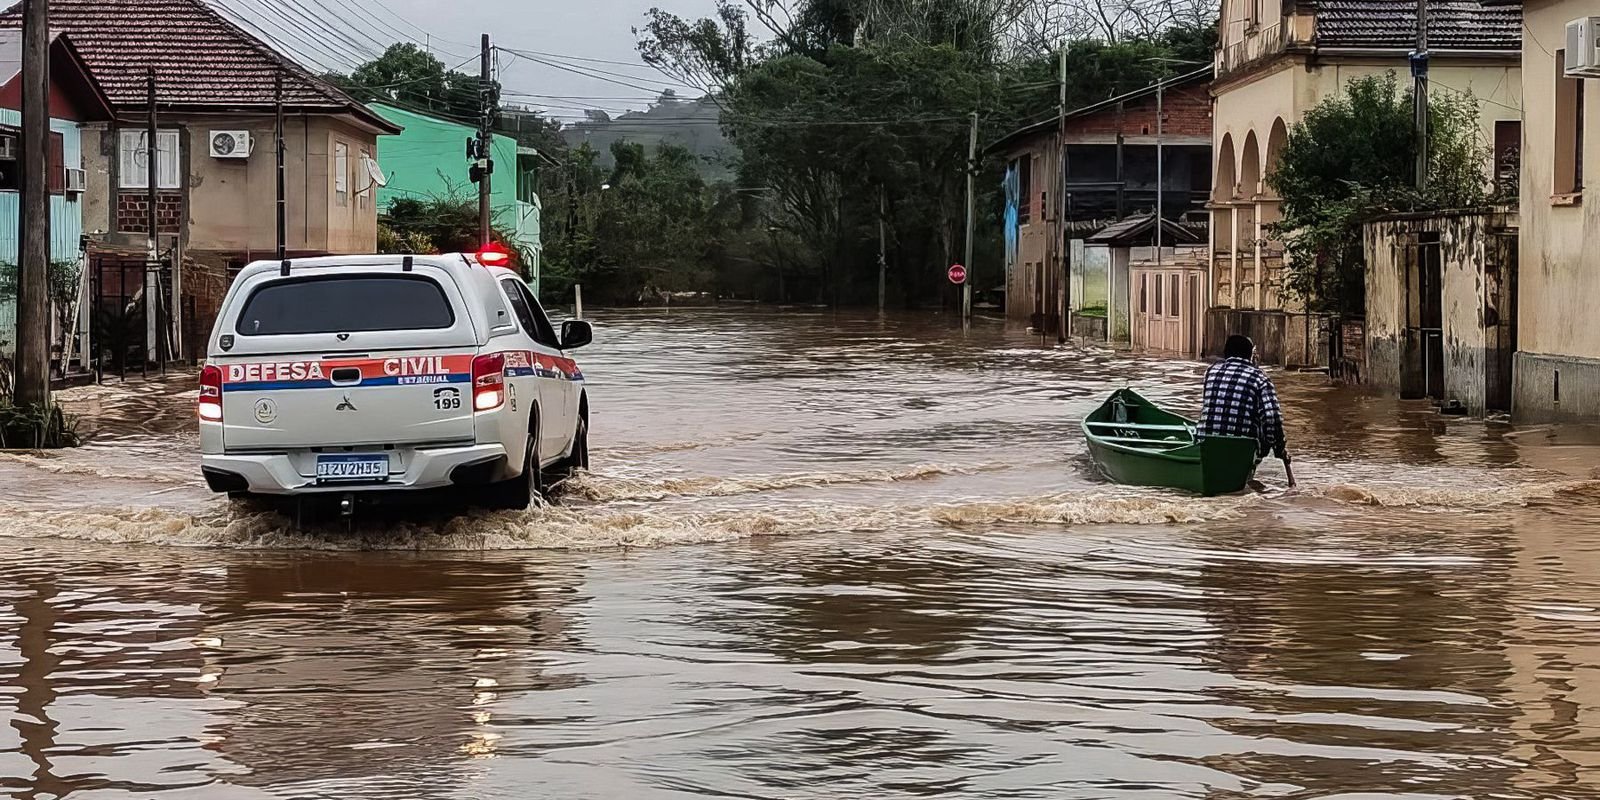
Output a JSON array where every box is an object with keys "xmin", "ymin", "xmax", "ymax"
[{"xmin": 1199, "ymin": 357, "xmax": 1288, "ymax": 460}]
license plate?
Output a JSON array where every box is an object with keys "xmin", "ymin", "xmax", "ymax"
[{"xmin": 316, "ymin": 454, "xmax": 389, "ymax": 483}]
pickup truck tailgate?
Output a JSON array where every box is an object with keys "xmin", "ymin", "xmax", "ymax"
[{"xmin": 219, "ymin": 352, "xmax": 476, "ymax": 449}]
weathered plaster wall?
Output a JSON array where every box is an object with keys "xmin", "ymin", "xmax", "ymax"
[
  {"xmin": 1363, "ymin": 211, "xmax": 1516, "ymax": 416},
  {"xmin": 1514, "ymin": 0, "xmax": 1600, "ymax": 421}
]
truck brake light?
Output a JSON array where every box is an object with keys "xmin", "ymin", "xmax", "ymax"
[
  {"xmin": 199, "ymin": 365, "xmax": 223, "ymax": 421},
  {"xmin": 472, "ymin": 352, "xmax": 506, "ymax": 411}
]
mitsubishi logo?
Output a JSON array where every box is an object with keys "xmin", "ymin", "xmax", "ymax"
[{"xmin": 335, "ymin": 395, "xmax": 358, "ymax": 412}]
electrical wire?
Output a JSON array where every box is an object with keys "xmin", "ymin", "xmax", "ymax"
[
  {"xmin": 295, "ymin": 0, "xmax": 398, "ymax": 58},
  {"xmin": 259, "ymin": 0, "xmax": 385, "ymax": 62},
  {"xmin": 208, "ymin": 0, "xmax": 358, "ymax": 73}
]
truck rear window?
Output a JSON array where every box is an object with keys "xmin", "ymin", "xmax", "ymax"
[{"xmin": 235, "ymin": 276, "xmax": 455, "ymax": 336}]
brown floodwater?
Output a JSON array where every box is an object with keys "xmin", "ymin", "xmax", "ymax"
[{"xmin": 3, "ymin": 308, "xmax": 1600, "ymax": 798}]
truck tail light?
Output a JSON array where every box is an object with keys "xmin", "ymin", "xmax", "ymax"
[
  {"xmin": 472, "ymin": 352, "xmax": 506, "ymax": 411},
  {"xmin": 199, "ymin": 365, "xmax": 224, "ymax": 421}
]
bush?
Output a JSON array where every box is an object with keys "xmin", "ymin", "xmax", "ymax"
[
  {"xmin": 0, "ymin": 402, "xmax": 79, "ymax": 449},
  {"xmin": 1268, "ymin": 73, "xmax": 1488, "ymax": 314}
]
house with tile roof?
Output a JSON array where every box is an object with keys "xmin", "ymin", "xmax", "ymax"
[
  {"xmin": 0, "ymin": 0, "xmax": 402, "ymax": 360},
  {"xmin": 985, "ymin": 68, "xmax": 1214, "ymax": 347},
  {"xmin": 0, "ymin": 30, "xmax": 114, "ymax": 360},
  {"xmin": 1208, "ymin": 0, "xmax": 1522, "ymax": 367}
]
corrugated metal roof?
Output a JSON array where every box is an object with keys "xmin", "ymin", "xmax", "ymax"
[
  {"xmin": 1085, "ymin": 214, "xmax": 1203, "ymax": 245},
  {"xmin": 1314, "ymin": 0, "xmax": 1521, "ymax": 50},
  {"xmin": 0, "ymin": 0, "xmax": 397, "ymax": 131}
]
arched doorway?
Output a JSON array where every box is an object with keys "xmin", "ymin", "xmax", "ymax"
[
  {"xmin": 1261, "ymin": 119, "xmax": 1290, "ymax": 308},
  {"xmin": 1238, "ymin": 131, "xmax": 1263, "ymax": 308},
  {"xmin": 1214, "ymin": 133, "xmax": 1237, "ymax": 203},
  {"xmin": 1265, "ymin": 117, "xmax": 1289, "ymax": 183},
  {"xmin": 1212, "ymin": 133, "xmax": 1238, "ymax": 306}
]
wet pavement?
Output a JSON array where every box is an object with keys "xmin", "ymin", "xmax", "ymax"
[{"xmin": 3, "ymin": 309, "xmax": 1600, "ymax": 798}]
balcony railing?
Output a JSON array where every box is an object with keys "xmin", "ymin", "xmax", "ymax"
[{"xmin": 1218, "ymin": 21, "xmax": 1286, "ymax": 77}]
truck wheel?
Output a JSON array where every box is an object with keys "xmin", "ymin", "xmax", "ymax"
[
  {"xmin": 487, "ymin": 432, "xmax": 544, "ymax": 510},
  {"xmin": 557, "ymin": 417, "xmax": 589, "ymax": 478}
]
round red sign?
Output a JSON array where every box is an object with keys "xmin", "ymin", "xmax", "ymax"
[{"xmin": 948, "ymin": 264, "xmax": 967, "ymax": 285}]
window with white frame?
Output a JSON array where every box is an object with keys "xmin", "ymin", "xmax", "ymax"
[
  {"xmin": 334, "ymin": 142, "xmax": 349, "ymax": 206},
  {"xmin": 119, "ymin": 129, "xmax": 180, "ymax": 189}
]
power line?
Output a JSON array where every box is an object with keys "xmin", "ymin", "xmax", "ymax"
[
  {"xmin": 361, "ymin": 3, "xmax": 476, "ymax": 54},
  {"xmin": 297, "ymin": 0, "xmax": 397, "ymax": 57},
  {"xmin": 510, "ymin": 54, "xmax": 676, "ymax": 95},
  {"xmin": 255, "ymin": 0, "xmax": 384, "ymax": 63},
  {"xmin": 497, "ymin": 46, "xmax": 662, "ymax": 71},
  {"xmin": 496, "ymin": 46, "xmax": 697, "ymax": 93},
  {"xmin": 208, "ymin": 0, "xmax": 357, "ymax": 73},
  {"xmin": 321, "ymin": 0, "xmax": 472, "ymax": 60}
]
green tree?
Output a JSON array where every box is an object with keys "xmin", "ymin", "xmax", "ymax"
[
  {"xmin": 328, "ymin": 43, "xmax": 485, "ymax": 122},
  {"xmin": 1268, "ymin": 73, "xmax": 1489, "ymax": 313}
]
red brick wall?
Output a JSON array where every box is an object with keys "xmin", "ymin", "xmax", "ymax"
[
  {"xmin": 1064, "ymin": 84, "xmax": 1211, "ymax": 138},
  {"xmin": 116, "ymin": 192, "xmax": 183, "ymax": 234}
]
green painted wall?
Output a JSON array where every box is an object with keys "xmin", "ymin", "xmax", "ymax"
[{"xmin": 371, "ymin": 103, "xmax": 532, "ymax": 250}]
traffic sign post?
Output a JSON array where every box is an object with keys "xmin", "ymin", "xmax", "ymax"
[{"xmin": 948, "ymin": 264, "xmax": 967, "ymax": 285}]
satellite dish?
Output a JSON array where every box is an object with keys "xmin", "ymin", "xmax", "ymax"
[{"xmin": 364, "ymin": 156, "xmax": 389, "ymax": 188}]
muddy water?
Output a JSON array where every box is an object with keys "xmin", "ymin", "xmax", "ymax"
[{"xmin": 4, "ymin": 309, "xmax": 1600, "ymax": 798}]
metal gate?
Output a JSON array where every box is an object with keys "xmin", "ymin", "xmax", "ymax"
[{"xmin": 88, "ymin": 252, "xmax": 173, "ymax": 381}]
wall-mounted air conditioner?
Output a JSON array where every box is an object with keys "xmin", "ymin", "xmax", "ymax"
[
  {"xmin": 1566, "ymin": 18, "xmax": 1600, "ymax": 77},
  {"xmin": 0, "ymin": 135, "xmax": 16, "ymax": 160},
  {"xmin": 209, "ymin": 130, "xmax": 253, "ymax": 159},
  {"xmin": 65, "ymin": 167, "xmax": 85, "ymax": 193}
]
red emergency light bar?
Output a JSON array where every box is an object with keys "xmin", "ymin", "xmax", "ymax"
[{"xmin": 477, "ymin": 243, "xmax": 513, "ymax": 268}]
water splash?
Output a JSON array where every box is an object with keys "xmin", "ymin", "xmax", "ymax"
[
  {"xmin": 1318, "ymin": 479, "xmax": 1600, "ymax": 509},
  {"xmin": 565, "ymin": 463, "xmax": 976, "ymax": 502}
]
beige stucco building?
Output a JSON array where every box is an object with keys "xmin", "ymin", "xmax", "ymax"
[
  {"xmin": 0, "ymin": 0, "xmax": 401, "ymax": 361},
  {"xmin": 1506, "ymin": 0, "xmax": 1600, "ymax": 420},
  {"xmin": 1210, "ymin": 0, "xmax": 1522, "ymax": 365}
]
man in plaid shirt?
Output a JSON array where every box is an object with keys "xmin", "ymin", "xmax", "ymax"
[{"xmin": 1200, "ymin": 335, "xmax": 1294, "ymax": 485}]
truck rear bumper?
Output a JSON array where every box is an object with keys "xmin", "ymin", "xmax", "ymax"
[{"xmin": 201, "ymin": 443, "xmax": 510, "ymax": 495}]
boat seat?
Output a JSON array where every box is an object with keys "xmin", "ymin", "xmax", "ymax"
[
  {"xmin": 1084, "ymin": 421, "xmax": 1193, "ymax": 433},
  {"xmin": 1095, "ymin": 436, "xmax": 1189, "ymax": 448}
]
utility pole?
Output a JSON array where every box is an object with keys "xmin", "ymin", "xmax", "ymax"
[
  {"xmin": 1412, "ymin": 0, "xmax": 1430, "ymax": 192},
  {"xmin": 14, "ymin": 0, "xmax": 49, "ymax": 408},
  {"xmin": 877, "ymin": 184, "xmax": 887, "ymax": 314},
  {"xmin": 1155, "ymin": 75, "xmax": 1164, "ymax": 267},
  {"xmin": 275, "ymin": 71, "xmax": 286, "ymax": 260},
  {"xmin": 145, "ymin": 67, "xmax": 162, "ymax": 365},
  {"xmin": 962, "ymin": 111, "xmax": 977, "ymax": 322},
  {"xmin": 566, "ymin": 161, "xmax": 578, "ymax": 272},
  {"xmin": 1057, "ymin": 46, "xmax": 1070, "ymax": 343},
  {"xmin": 477, "ymin": 33, "xmax": 493, "ymax": 248}
]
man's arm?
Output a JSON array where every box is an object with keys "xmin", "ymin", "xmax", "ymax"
[{"xmin": 1259, "ymin": 377, "xmax": 1288, "ymax": 462}]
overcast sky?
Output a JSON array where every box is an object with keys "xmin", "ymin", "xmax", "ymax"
[{"xmin": 215, "ymin": 0, "xmax": 718, "ymax": 120}]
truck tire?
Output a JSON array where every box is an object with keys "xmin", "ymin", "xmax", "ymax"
[
  {"xmin": 487, "ymin": 430, "xmax": 544, "ymax": 510},
  {"xmin": 556, "ymin": 416, "xmax": 589, "ymax": 478}
]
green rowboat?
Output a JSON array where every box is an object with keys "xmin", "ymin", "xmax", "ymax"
[{"xmin": 1081, "ymin": 388, "xmax": 1261, "ymax": 496}]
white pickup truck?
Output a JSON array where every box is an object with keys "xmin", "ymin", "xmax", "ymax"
[{"xmin": 198, "ymin": 253, "xmax": 590, "ymax": 509}]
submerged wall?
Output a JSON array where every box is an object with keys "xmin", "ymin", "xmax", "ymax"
[{"xmin": 1362, "ymin": 209, "xmax": 1517, "ymax": 416}]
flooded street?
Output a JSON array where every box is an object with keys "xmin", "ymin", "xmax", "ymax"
[{"xmin": 4, "ymin": 309, "xmax": 1600, "ymax": 798}]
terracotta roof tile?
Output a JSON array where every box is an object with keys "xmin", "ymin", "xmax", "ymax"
[
  {"xmin": 1315, "ymin": 0, "xmax": 1521, "ymax": 50},
  {"xmin": 0, "ymin": 0, "xmax": 396, "ymax": 129}
]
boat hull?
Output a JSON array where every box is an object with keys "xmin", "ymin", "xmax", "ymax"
[{"xmin": 1081, "ymin": 389, "xmax": 1260, "ymax": 496}]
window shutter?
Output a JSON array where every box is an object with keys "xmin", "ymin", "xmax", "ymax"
[
  {"xmin": 47, "ymin": 132, "xmax": 64, "ymax": 194},
  {"xmin": 157, "ymin": 130, "xmax": 180, "ymax": 189},
  {"xmin": 120, "ymin": 130, "xmax": 147, "ymax": 189},
  {"xmin": 334, "ymin": 143, "xmax": 349, "ymax": 193}
]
